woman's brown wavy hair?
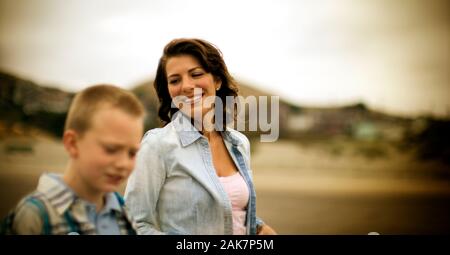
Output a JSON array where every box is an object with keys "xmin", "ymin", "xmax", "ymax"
[{"xmin": 153, "ymin": 38, "xmax": 239, "ymax": 128}]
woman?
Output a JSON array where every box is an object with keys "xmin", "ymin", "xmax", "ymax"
[{"xmin": 125, "ymin": 38, "xmax": 276, "ymax": 235}]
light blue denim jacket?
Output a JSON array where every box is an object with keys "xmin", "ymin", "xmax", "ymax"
[{"xmin": 124, "ymin": 112, "xmax": 264, "ymax": 235}]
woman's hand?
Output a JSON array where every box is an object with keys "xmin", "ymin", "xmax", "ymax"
[{"xmin": 257, "ymin": 224, "xmax": 277, "ymax": 235}]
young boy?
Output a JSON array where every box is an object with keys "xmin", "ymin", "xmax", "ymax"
[{"xmin": 2, "ymin": 84, "xmax": 145, "ymax": 234}]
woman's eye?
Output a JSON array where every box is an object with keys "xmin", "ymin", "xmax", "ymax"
[
  {"xmin": 192, "ymin": 72, "xmax": 204, "ymax": 78},
  {"xmin": 168, "ymin": 79, "xmax": 179, "ymax": 85}
]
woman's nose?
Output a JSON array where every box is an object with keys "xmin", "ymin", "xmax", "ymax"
[{"xmin": 181, "ymin": 77, "xmax": 195, "ymax": 92}]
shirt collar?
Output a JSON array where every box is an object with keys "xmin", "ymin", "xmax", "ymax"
[
  {"xmin": 36, "ymin": 173, "xmax": 122, "ymax": 215},
  {"xmin": 96, "ymin": 192, "xmax": 122, "ymax": 214},
  {"xmin": 36, "ymin": 173, "xmax": 76, "ymax": 215}
]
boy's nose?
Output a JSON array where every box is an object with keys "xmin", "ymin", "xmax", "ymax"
[{"xmin": 115, "ymin": 153, "xmax": 134, "ymax": 170}]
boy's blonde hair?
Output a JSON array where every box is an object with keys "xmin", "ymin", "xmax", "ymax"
[{"xmin": 64, "ymin": 84, "xmax": 145, "ymax": 136}]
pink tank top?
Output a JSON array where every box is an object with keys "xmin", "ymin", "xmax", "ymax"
[{"xmin": 219, "ymin": 172, "xmax": 249, "ymax": 235}]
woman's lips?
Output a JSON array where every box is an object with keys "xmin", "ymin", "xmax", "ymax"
[{"xmin": 183, "ymin": 93, "xmax": 203, "ymax": 105}]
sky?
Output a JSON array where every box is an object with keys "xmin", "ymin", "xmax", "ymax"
[{"xmin": 0, "ymin": 0, "xmax": 449, "ymax": 118}]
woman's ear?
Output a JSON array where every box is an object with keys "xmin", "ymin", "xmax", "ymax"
[
  {"xmin": 63, "ymin": 129, "xmax": 79, "ymax": 158},
  {"xmin": 215, "ymin": 78, "xmax": 222, "ymax": 91}
]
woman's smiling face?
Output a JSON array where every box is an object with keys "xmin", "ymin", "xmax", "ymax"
[{"xmin": 166, "ymin": 54, "xmax": 221, "ymax": 119}]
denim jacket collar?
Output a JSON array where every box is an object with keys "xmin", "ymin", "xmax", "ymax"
[{"xmin": 172, "ymin": 111, "xmax": 242, "ymax": 147}]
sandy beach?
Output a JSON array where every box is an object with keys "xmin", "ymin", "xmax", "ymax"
[{"xmin": 1, "ymin": 137, "xmax": 449, "ymax": 234}]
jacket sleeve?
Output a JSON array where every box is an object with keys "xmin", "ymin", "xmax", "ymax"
[{"xmin": 124, "ymin": 132, "xmax": 167, "ymax": 235}]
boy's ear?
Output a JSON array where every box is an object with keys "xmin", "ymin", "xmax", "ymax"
[{"xmin": 63, "ymin": 130, "xmax": 79, "ymax": 158}]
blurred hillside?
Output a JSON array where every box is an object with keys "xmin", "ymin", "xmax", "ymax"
[
  {"xmin": 0, "ymin": 72, "xmax": 72, "ymax": 138},
  {"xmin": 0, "ymin": 70, "xmax": 449, "ymax": 165},
  {"xmin": 1, "ymin": 71, "xmax": 450, "ymax": 234}
]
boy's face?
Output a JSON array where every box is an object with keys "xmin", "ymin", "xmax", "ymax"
[{"xmin": 68, "ymin": 106, "xmax": 143, "ymax": 193}]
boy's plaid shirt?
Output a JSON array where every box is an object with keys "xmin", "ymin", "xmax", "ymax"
[{"xmin": 4, "ymin": 173, "xmax": 136, "ymax": 235}]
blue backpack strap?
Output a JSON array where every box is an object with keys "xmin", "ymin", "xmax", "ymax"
[
  {"xmin": 113, "ymin": 192, "xmax": 136, "ymax": 235},
  {"xmin": 63, "ymin": 210, "xmax": 80, "ymax": 234},
  {"xmin": 113, "ymin": 192, "xmax": 125, "ymax": 206},
  {"xmin": 0, "ymin": 211, "xmax": 16, "ymax": 235},
  {"xmin": 26, "ymin": 197, "xmax": 51, "ymax": 235}
]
